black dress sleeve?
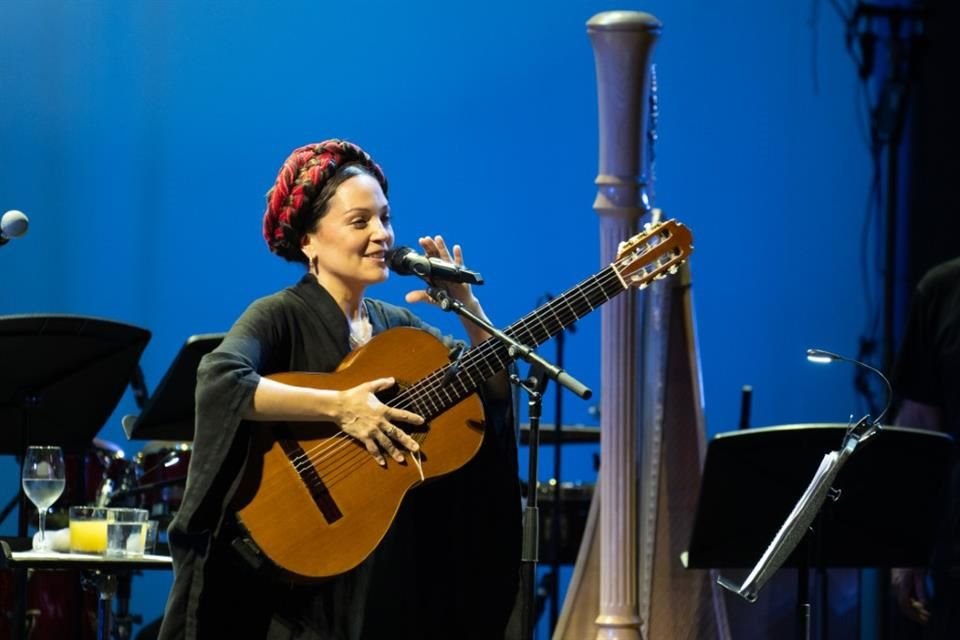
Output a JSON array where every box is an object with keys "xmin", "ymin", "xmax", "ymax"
[{"xmin": 176, "ymin": 293, "xmax": 288, "ymax": 533}]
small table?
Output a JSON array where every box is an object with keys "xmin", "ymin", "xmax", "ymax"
[{"xmin": 1, "ymin": 540, "xmax": 172, "ymax": 640}]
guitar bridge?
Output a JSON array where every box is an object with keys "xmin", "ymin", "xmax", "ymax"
[{"xmin": 278, "ymin": 432, "xmax": 343, "ymax": 524}]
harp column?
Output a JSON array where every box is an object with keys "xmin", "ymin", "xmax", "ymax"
[{"xmin": 588, "ymin": 11, "xmax": 661, "ymax": 640}]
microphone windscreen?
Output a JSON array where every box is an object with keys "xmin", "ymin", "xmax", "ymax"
[
  {"xmin": 1, "ymin": 210, "xmax": 29, "ymax": 238},
  {"xmin": 385, "ymin": 246, "xmax": 415, "ymax": 274}
]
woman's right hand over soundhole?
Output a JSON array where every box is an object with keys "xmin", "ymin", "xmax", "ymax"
[{"xmin": 338, "ymin": 377, "xmax": 423, "ymax": 466}]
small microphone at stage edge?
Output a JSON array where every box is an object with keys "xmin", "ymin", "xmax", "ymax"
[{"xmin": 0, "ymin": 210, "xmax": 29, "ymax": 246}]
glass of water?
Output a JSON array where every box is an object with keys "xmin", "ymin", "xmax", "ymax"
[
  {"xmin": 106, "ymin": 508, "xmax": 149, "ymax": 557},
  {"xmin": 21, "ymin": 446, "xmax": 66, "ymax": 551}
]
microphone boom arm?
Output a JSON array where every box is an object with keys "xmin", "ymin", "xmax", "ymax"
[{"xmin": 425, "ymin": 286, "xmax": 592, "ymax": 400}]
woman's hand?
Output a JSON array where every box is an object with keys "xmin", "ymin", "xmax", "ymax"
[
  {"xmin": 405, "ymin": 235, "xmax": 496, "ymax": 347},
  {"xmin": 404, "ymin": 235, "xmax": 479, "ymax": 311},
  {"xmin": 337, "ymin": 377, "xmax": 423, "ymax": 466}
]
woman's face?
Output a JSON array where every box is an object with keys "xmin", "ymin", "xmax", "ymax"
[{"xmin": 301, "ymin": 173, "xmax": 394, "ymax": 301}]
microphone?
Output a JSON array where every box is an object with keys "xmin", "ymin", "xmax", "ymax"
[
  {"xmin": 386, "ymin": 246, "xmax": 484, "ymax": 285},
  {"xmin": 0, "ymin": 210, "xmax": 29, "ymax": 246}
]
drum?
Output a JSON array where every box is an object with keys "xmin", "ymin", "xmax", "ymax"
[
  {"xmin": 0, "ymin": 570, "xmax": 98, "ymax": 640},
  {"xmin": 47, "ymin": 439, "xmax": 134, "ymax": 529},
  {"xmin": 134, "ymin": 441, "xmax": 192, "ymax": 519}
]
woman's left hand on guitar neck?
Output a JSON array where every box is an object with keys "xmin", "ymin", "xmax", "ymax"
[
  {"xmin": 404, "ymin": 235, "xmax": 491, "ymax": 346},
  {"xmin": 404, "ymin": 235, "xmax": 511, "ymax": 402}
]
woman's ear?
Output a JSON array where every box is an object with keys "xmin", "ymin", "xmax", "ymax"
[
  {"xmin": 300, "ymin": 231, "xmax": 314, "ymax": 257},
  {"xmin": 300, "ymin": 234, "xmax": 320, "ymax": 273},
  {"xmin": 299, "ymin": 235, "xmax": 314, "ymax": 272}
]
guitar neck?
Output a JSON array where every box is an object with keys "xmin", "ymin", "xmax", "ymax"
[
  {"xmin": 391, "ymin": 219, "xmax": 692, "ymax": 422},
  {"xmin": 395, "ymin": 265, "xmax": 626, "ymax": 421}
]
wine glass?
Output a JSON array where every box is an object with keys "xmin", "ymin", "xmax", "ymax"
[{"xmin": 22, "ymin": 446, "xmax": 66, "ymax": 551}]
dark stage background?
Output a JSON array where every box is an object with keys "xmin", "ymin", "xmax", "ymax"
[{"xmin": 2, "ymin": 1, "xmax": 953, "ymax": 638}]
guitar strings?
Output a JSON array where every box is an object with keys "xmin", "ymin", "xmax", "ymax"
[{"xmin": 280, "ymin": 240, "xmax": 682, "ymax": 494}]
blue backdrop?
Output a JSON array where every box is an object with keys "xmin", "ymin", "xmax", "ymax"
[{"xmin": 1, "ymin": 0, "xmax": 879, "ymax": 636}]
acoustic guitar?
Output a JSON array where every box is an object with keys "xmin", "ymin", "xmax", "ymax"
[{"xmin": 232, "ymin": 219, "xmax": 693, "ymax": 580}]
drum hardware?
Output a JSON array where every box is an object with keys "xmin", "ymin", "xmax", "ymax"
[
  {"xmin": 108, "ymin": 477, "xmax": 188, "ymax": 505},
  {"xmin": 132, "ymin": 442, "xmax": 192, "ymax": 519},
  {"xmin": 86, "ymin": 441, "xmax": 138, "ymax": 509},
  {"xmin": 103, "ymin": 571, "xmax": 141, "ymax": 640},
  {"xmin": 139, "ymin": 449, "xmax": 182, "ymax": 475},
  {"xmin": 533, "ymin": 480, "xmax": 594, "ymax": 566},
  {"xmin": 518, "ymin": 423, "xmax": 600, "ymax": 446},
  {"xmin": 519, "ymin": 421, "xmax": 598, "ymax": 631}
]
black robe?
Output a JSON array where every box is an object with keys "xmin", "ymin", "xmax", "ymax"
[{"xmin": 158, "ymin": 275, "xmax": 520, "ymax": 639}]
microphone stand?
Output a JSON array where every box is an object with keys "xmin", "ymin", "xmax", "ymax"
[
  {"xmin": 520, "ymin": 361, "xmax": 549, "ymax": 640},
  {"xmin": 424, "ymin": 285, "xmax": 592, "ymax": 640}
]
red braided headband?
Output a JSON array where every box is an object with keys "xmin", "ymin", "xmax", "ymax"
[{"xmin": 262, "ymin": 139, "xmax": 387, "ymax": 261}]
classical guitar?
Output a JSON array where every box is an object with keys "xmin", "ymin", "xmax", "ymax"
[{"xmin": 232, "ymin": 219, "xmax": 693, "ymax": 580}]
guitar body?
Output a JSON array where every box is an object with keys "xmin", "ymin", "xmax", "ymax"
[{"xmin": 232, "ymin": 327, "xmax": 485, "ymax": 581}]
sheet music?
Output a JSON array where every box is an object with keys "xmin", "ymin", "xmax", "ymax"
[{"xmin": 719, "ymin": 450, "xmax": 845, "ymax": 602}]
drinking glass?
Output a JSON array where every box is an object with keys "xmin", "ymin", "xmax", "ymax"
[
  {"xmin": 105, "ymin": 508, "xmax": 149, "ymax": 557},
  {"xmin": 69, "ymin": 506, "xmax": 108, "ymax": 554},
  {"xmin": 22, "ymin": 446, "xmax": 66, "ymax": 550}
]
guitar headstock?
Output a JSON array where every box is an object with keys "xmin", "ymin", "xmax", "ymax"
[{"xmin": 614, "ymin": 219, "xmax": 693, "ymax": 289}]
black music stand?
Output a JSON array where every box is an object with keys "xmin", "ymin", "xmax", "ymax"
[
  {"xmin": 122, "ymin": 333, "xmax": 223, "ymax": 442},
  {"xmin": 686, "ymin": 424, "xmax": 954, "ymax": 637},
  {"xmin": 0, "ymin": 315, "xmax": 151, "ymax": 454}
]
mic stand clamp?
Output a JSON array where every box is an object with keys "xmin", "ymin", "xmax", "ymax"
[{"xmin": 424, "ymin": 285, "xmax": 592, "ymax": 640}]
